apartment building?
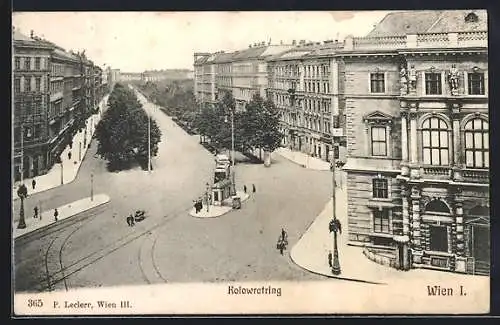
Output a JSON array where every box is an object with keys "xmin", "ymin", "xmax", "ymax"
[
  {"xmin": 340, "ymin": 10, "xmax": 489, "ymax": 275},
  {"xmin": 267, "ymin": 40, "xmax": 346, "ymax": 162},
  {"xmin": 13, "ymin": 29, "xmax": 53, "ymax": 180},
  {"xmin": 13, "ymin": 28, "xmax": 105, "ymax": 181},
  {"xmin": 193, "ymin": 43, "xmax": 294, "ymax": 110}
]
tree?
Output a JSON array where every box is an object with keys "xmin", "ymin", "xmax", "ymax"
[
  {"xmin": 95, "ymin": 83, "xmax": 162, "ymax": 171},
  {"xmin": 242, "ymin": 94, "xmax": 283, "ymax": 154},
  {"xmin": 17, "ymin": 184, "xmax": 28, "ymax": 229}
]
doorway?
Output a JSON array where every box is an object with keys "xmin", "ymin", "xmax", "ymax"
[{"xmin": 472, "ymin": 224, "xmax": 490, "ymax": 275}]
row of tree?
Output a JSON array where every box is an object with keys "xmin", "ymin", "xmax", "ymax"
[
  {"xmin": 95, "ymin": 83, "xmax": 162, "ymax": 171},
  {"xmin": 193, "ymin": 91, "xmax": 283, "ymax": 156}
]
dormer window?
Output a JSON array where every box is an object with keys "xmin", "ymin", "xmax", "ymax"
[{"xmin": 465, "ymin": 12, "xmax": 479, "ymax": 23}]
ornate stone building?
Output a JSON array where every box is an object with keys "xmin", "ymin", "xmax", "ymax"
[{"xmin": 341, "ymin": 10, "xmax": 489, "ymax": 275}]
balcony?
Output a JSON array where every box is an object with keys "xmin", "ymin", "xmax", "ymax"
[
  {"xmin": 344, "ymin": 31, "xmax": 487, "ymax": 51},
  {"xmin": 50, "ymin": 91, "xmax": 63, "ymax": 102},
  {"xmin": 421, "ymin": 166, "xmax": 452, "ymax": 180},
  {"xmin": 461, "ymin": 168, "xmax": 489, "ymax": 183}
]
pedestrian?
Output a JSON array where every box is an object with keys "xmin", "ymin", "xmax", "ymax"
[
  {"xmin": 243, "ymin": 185, "xmax": 247, "ymax": 193},
  {"xmin": 252, "ymin": 184, "xmax": 256, "ymax": 193},
  {"xmin": 328, "ymin": 251, "xmax": 333, "ymax": 268},
  {"xmin": 54, "ymin": 208, "xmax": 59, "ymax": 222},
  {"xmin": 32, "ymin": 179, "xmax": 36, "ymax": 190},
  {"xmin": 68, "ymin": 151, "xmax": 72, "ymax": 160},
  {"xmin": 33, "ymin": 206, "xmax": 38, "ymax": 219}
]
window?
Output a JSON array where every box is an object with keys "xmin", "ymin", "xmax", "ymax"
[
  {"xmin": 35, "ymin": 77, "xmax": 41, "ymax": 92},
  {"xmin": 24, "ymin": 77, "xmax": 31, "ymax": 92},
  {"xmin": 371, "ymin": 126, "xmax": 387, "ymax": 156},
  {"xmin": 15, "ymin": 57, "xmax": 20, "ymax": 70},
  {"xmin": 35, "ymin": 57, "xmax": 41, "ymax": 70},
  {"xmin": 422, "ymin": 117, "xmax": 449, "ymax": 165},
  {"xmin": 14, "ymin": 78, "xmax": 21, "ymax": 93},
  {"xmin": 372, "ymin": 178, "xmax": 388, "ymax": 199},
  {"xmin": 373, "ymin": 209, "xmax": 390, "ymax": 233},
  {"xmin": 468, "ymin": 72, "xmax": 485, "ymax": 95},
  {"xmin": 24, "ymin": 57, "xmax": 31, "ymax": 70},
  {"xmin": 429, "ymin": 225, "xmax": 448, "ymax": 252},
  {"xmin": 370, "ymin": 73, "xmax": 385, "ymax": 93},
  {"xmin": 425, "ymin": 72, "xmax": 442, "ymax": 95},
  {"xmin": 464, "ymin": 118, "xmax": 489, "ymax": 168}
]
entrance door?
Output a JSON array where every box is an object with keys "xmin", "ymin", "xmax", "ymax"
[{"xmin": 472, "ymin": 224, "xmax": 490, "ymax": 275}]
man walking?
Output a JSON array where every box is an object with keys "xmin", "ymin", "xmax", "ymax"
[
  {"xmin": 54, "ymin": 208, "xmax": 59, "ymax": 222},
  {"xmin": 328, "ymin": 251, "xmax": 333, "ymax": 268},
  {"xmin": 32, "ymin": 179, "xmax": 36, "ymax": 190},
  {"xmin": 33, "ymin": 206, "xmax": 38, "ymax": 219},
  {"xmin": 252, "ymin": 184, "xmax": 256, "ymax": 193},
  {"xmin": 243, "ymin": 185, "xmax": 247, "ymax": 193},
  {"xmin": 68, "ymin": 151, "xmax": 72, "ymax": 160}
]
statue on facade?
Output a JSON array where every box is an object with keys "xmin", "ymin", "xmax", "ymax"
[
  {"xmin": 408, "ymin": 65, "xmax": 417, "ymax": 93},
  {"xmin": 400, "ymin": 66, "xmax": 409, "ymax": 95},
  {"xmin": 448, "ymin": 64, "xmax": 459, "ymax": 95}
]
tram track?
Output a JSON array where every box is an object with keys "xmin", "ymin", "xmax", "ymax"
[{"xmin": 35, "ymin": 200, "xmax": 194, "ymax": 292}]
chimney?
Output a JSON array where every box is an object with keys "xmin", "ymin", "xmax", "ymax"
[
  {"xmin": 30, "ymin": 30, "xmax": 34, "ymax": 38},
  {"xmin": 292, "ymin": 40, "xmax": 297, "ymax": 45},
  {"xmin": 249, "ymin": 44, "xmax": 252, "ymax": 48},
  {"xmin": 300, "ymin": 40, "xmax": 306, "ymax": 45},
  {"xmin": 280, "ymin": 40, "xmax": 283, "ymax": 45}
]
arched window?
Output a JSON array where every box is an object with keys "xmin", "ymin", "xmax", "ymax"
[
  {"xmin": 425, "ymin": 199, "xmax": 451, "ymax": 214},
  {"xmin": 422, "ymin": 117, "xmax": 449, "ymax": 166},
  {"xmin": 464, "ymin": 118, "xmax": 489, "ymax": 168}
]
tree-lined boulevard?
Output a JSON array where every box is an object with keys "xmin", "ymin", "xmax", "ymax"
[{"xmin": 14, "ymin": 83, "xmax": 332, "ymax": 292}]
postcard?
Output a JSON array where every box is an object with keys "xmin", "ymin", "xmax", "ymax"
[{"xmin": 12, "ymin": 10, "xmax": 489, "ymax": 315}]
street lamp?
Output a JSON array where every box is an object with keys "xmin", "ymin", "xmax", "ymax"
[
  {"xmin": 205, "ymin": 182, "xmax": 210, "ymax": 212},
  {"xmin": 329, "ymin": 135, "xmax": 341, "ymax": 275},
  {"xmin": 90, "ymin": 172, "xmax": 94, "ymax": 201}
]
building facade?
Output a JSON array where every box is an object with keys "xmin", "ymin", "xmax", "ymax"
[
  {"xmin": 13, "ymin": 29, "xmax": 53, "ymax": 180},
  {"xmin": 267, "ymin": 41, "xmax": 347, "ymax": 162},
  {"xmin": 341, "ymin": 10, "xmax": 489, "ymax": 275},
  {"xmin": 13, "ymin": 28, "xmax": 105, "ymax": 181}
]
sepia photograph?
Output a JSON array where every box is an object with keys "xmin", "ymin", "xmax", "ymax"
[{"xmin": 12, "ymin": 10, "xmax": 490, "ymax": 315}]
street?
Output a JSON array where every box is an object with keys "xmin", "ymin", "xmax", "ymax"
[{"xmin": 14, "ymin": 92, "xmax": 333, "ymax": 292}]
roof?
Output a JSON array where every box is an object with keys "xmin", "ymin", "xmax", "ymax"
[
  {"xmin": 366, "ymin": 10, "xmax": 487, "ymax": 37},
  {"xmin": 13, "ymin": 29, "xmax": 53, "ymax": 49},
  {"xmin": 213, "ymin": 52, "xmax": 236, "ymax": 63},
  {"xmin": 231, "ymin": 45, "xmax": 293, "ymax": 61},
  {"xmin": 426, "ymin": 10, "xmax": 487, "ymax": 33},
  {"xmin": 366, "ymin": 10, "xmax": 445, "ymax": 37}
]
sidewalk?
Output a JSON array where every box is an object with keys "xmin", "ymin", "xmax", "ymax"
[
  {"xmin": 274, "ymin": 147, "xmax": 331, "ymax": 171},
  {"xmin": 13, "ymin": 193, "xmax": 110, "ymax": 239},
  {"xmin": 190, "ymin": 191, "xmax": 250, "ymax": 219},
  {"xmin": 12, "ymin": 95, "xmax": 109, "ymax": 199},
  {"xmin": 290, "ymin": 190, "xmax": 488, "ymax": 285}
]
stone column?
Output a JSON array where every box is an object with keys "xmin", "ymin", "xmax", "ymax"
[
  {"xmin": 411, "ymin": 186, "xmax": 422, "ymax": 251},
  {"xmin": 402, "ymin": 185, "xmax": 410, "ymax": 236},
  {"xmin": 455, "ymin": 201, "xmax": 465, "ymax": 256},
  {"xmin": 409, "ymin": 113, "xmax": 418, "ymax": 164},
  {"xmin": 401, "ymin": 113, "xmax": 409, "ymax": 163}
]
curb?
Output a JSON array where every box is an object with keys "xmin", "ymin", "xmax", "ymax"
[
  {"xmin": 14, "ymin": 196, "xmax": 111, "ymax": 241},
  {"xmin": 190, "ymin": 193, "xmax": 251, "ymax": 219},
  {"xmin": 274, "ymin": 150, "xmax": 330, "ymax": 171},
  {"xmin": 289, "ymin": 199, "xmax": 387, "ymax": 286}
]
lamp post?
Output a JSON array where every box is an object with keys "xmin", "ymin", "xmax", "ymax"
[
  {"xmin": 79, "ymin": 141, "xmax": 82, "ymax": 161},
  {"xmin": 20, "ymin": 124, "xmax": 24, "ymax": 185},
  {"xmin": 206, "ymin": 182, "xmax": 210, "ymax": 213},
  {"xmin": 90, "ymin": 172, "xmax": 94, "ymax": 201},
  {"xmin": 329, "ymin": 134, "xmax": 341, "ymax": 275},
  {"xmin": 60, "ymin": 159, "xmax": 64, "ymax": 185},
  {"xmin": 230, "ymin": 109, "xmax": 236, "ymax": 196},
  {"xmin": 148, "ymin": 110, "xmax": 151, "ymax": 173}
]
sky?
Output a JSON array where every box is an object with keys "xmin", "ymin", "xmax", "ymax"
[{"xmin": 13, "ymin": 11, "xmax": 393, "ymax": 73}]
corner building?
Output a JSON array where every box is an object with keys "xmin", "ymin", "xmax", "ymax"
[{"xmin": 341, "ymin": 10, "xmax": 489, "ymax": 275}]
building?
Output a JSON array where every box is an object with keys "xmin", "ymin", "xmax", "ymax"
[
  {"xmin": 119, "ymin": 72, "xmax": 143, "ymax": 82},
  {"xmin": 13, "ymin": 28, "xmax": 53, "ymax": 180},
  {"xmin": 13, "ymin": 28, "xmax": 106, "ymax": 181},
  {"xmin": 340, "ymin": 10, "xmax": 489, "ymax": 275},
  {"xmin": 266, "ymin": 40, "xmax": 346, "ymax": 162},
  {"xmin": 193, "ymin": 43, "xmax": 294, "ymax": 110},
  {"xmin": 142, "ymin": 69, "xmax": 194, "ymax": 82}
]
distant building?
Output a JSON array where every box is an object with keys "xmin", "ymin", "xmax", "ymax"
[
  {"xmin": 142, "ymin": 69, "xmax": 194, "ymax": 82},
  {"xmin": 193, "ymin": 43, "xmax": 294, "ymax": 110}
]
